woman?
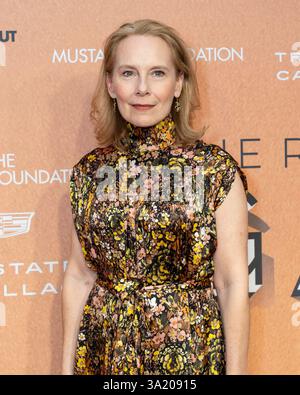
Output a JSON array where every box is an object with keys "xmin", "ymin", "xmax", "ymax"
[{"xmin": 62, "ymin": 19, "xmax": 250, "ymax": 375}]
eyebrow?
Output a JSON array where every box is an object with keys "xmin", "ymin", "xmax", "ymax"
[{"xmin": 117, "ymin": 64, "xmax": 169, "ymax": 71}]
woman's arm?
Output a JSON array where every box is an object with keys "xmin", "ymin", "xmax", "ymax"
[
  {"xmin": 213, "ymin": 172, "xmax": 250, "ymax": 375},
  {"xmin": 61, "ymin": 224, "xmax": 98, "ymax": 375}
]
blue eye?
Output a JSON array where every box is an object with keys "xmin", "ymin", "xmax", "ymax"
[
  {"xmin": 153, "ymin": 70, "xmax": 165, "ymax": 77},
  {"xmin": 121, "ymin": 70, "xmax": 165, "ymax": 77},
  {"xmin": 122, "ymin": 70, "xmax": 134, "ymax": 77}
]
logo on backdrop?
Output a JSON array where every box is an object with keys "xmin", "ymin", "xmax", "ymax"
[
  {"xmin": 188, "ymin": 47, "xmax": 244, "ymax": 62},
  {"xmin": 0, "ymin": 151, "xmax": 71, "ymax": 326},
  {"xmin": 0, "ymin": 153, "xmax": 71, "ymax": 185},
  {"xmin": 246, "ymin": 193, "xmax": 264, "ymax": 296},
  {"xmin": 0, "ymin": 259, "xmax": 67, "ymax": 326},
  {"xmin": 0, "ymin": 302, "xmax": 5, "ymax": 327},
  {"xmin": 291, "ymin": 276, "xmax": 300, "ymax": 297},
  {"xmin": 274, "ymin": 41, "xmax": 300, "ymax": 81},
  {"xmin": 0, "ymin": 30, "xmax": 17, "ymax": 67},
  {"xmin": 51, "ymin": 47, "xmax": 244, "ymax": 64},
  {"xmin": 0, "ymin": 212, "xmax": 34, "ymax": 238},
  {"xmin": 291, "ymin": 277, "xmax": 300, "ymax": 327},
  {"xmin": 51, "ymin": 48, "xmax": 104, "ymax": 63}
]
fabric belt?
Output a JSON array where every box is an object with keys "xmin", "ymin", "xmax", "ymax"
[{"xmin": 95, "ymin": 276, "xmax": 213, "ymax": 299}]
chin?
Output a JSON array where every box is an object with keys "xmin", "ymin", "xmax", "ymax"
[
  {"xmin": 127, "ymin": 113, "xmax": 157, "ymax": 126},
  {"xmin": 138, "ymin": 112, "xmax": 169, "ymax": 122}
]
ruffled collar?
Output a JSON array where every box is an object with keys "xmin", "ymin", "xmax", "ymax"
[{"xmin": 122, "ymin": 112, "xmax": 177, "ymax": 152}]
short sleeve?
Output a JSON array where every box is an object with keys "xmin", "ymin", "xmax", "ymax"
[
  {"xmin": 213, "ymin": 150, "xmax": 248, "ymax": 211},
  {"xmin": 69, "ymin": 166, "xmax": 81, "ymax": 221},
  {"xmin": 69, "ymin": 164, "xmax": 98, "ymax": 273}
]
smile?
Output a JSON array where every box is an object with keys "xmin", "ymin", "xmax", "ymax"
[{"xmin": 131, "ymin": 104, "xmax": 155, "ymax": 111}]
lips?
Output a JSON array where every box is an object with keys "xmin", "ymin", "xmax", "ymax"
[
  {"xmin": 131, "ymin": 104, "xmax": 155, "ymax": 110},
  {"xmin": 132, "ymin": 104, "xmax": 155, "ymax": 107}
]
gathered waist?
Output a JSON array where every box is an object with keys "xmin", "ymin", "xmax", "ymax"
[{"xmin": 95, "ymin": 276, "xmax": 213, "ymax": 300}]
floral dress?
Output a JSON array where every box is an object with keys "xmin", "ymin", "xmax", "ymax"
[{"xmin": 69, "ymin": 112, "xmax": 248, "ymax": 375}]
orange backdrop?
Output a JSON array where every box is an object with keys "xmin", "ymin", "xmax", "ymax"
[{"xmin": 0, "ymin": 0, "xmax": 299, "ymax": 374}]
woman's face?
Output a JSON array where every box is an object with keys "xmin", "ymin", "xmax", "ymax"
[{"xmin": 106, "ymin": 34, "xmax": 184, "ymax": 127}]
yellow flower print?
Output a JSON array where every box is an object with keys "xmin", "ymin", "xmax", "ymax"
[
  {"xmin": 193, "ymin": 156, "xmax": 203, "ymax": 162},
  {"xmin": 153, "ymin": 350, "xmax": 160, "ymax": 362},
  {"xmin": 211, "ymin": 319, "xmax": 220, "ymax": 330},
  {"xmin": 157, "ymin": 213, "xmax": 170, "ymax": 228},
  {"xmin": 115, "ymin": 283, "xmax": 126, "ymax": 292},
  {"xmin": 78, "ymin": 346, "xmax": 87, "ymax": 357},
  {"xmin": 119, "ymin": 221, "xmax": 126, "ymax": 233},
  {"xmin": 136, "ymin": 233, "xmax": 143, "ymax": 241},
  {"xmin": 116, "ymin": 340, "xmax": 123, "ymax": 347},
  {"xmin": 166, "ymin": 232, "xmax": 176, "ymax": 241},
  {"xmin": 93, "ymin": 233, "xmax": 100, "ymax": 244},
  {"xmin": 157, "ymin": 240, "xmax": 167, "ymax": 248},
  {"xmin": 160, "ymin": 264, "xmax": 170, "ymax": 274},
  {"xmin": 70, "ymin": 120, "xmax": 231, "ymax": 375},
  {"xmin": 162, "ymin": 353, "xmax": 184, "ymax": 374},
  {"xmin": 77, "ymin": 358, "xmax": 86, "ymax": 369},
  {"xmin": 129, "ymin": 366, "xmax": 137, "ymax": 375},
  {"xmin": 198, "ymin": 353, "xmax": 205, "ymax": 362},
  {"xmin": 168, "ymin": 328, "xmax": 178, "ymax": 341},
  {"xmin": 113, "ymin": 231, "xmax": 121, "ymax": 241},
  {"xmin": 151, "ymin": 231, "xmax": 157, "ymax": 239},
  {"xmin": 81, "ymin": 245, "xmax": 88, "ymax": 258},
  {"xmin": 87, "ymin": 154, "xmax": 96, "ymax": 161},
  {"xmin": 127, "ymin": 304, "xmax": 134, "ymax": 315},
  {"xmin": 192, "ymin": 254, "xmax": 201, "ymax": 265},
  {"xmin": 193, "ymin": 241, "xmax": 203, "ymax": 253},
  {"xmin": 84, "ymin": 305, "xmax": 91, "ymax": 314},
  {"xmin": 207, "ymin": 333, "xmax": 216, "ymax": 345},
  {"xmin": 189, "ymin": 309, "xmax": 197, "ymax": 325},
  {"xmin": 211, "ymin": 364, "xmax": 219, "ymax": 375}
]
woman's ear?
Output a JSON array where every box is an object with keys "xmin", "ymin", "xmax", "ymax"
[
  {"xmin": 175, "ymin": 71, "xmax": 184, "ymax": 97},
  {"xmin": 106, "ymin": 72, "xmax": 115, "ymax": 98}
]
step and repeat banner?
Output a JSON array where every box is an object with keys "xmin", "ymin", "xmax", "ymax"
[{"xmin": 0, "ymin": 0, "xmax": 299, "ymax": 374}]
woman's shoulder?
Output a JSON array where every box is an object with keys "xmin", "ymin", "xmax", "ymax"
[
  {"xmin": 191, "ymin": 140, "xmax": 240, "ymax": 167},
  {"xmin": 71, "ymin": 145, "xmax": 115, "ymax": 175},
  {"xmin": 207, "ymin": 143, "xmax": 236, "ymax": 161},
  {"xmin": 187, "ymin": 139, "xmax": 248, "ymax": 189},
  {"xmin": 179, "ymin": 139, "xmax": 237, "ymax": 164},
  {"xmin": 205, "ymin": 142, "xmax": 249, "ymax": 195}
]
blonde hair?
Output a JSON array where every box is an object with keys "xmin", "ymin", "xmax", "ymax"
[{"xmin": 90, "ymin": 19, "xmax": 207, "ymax": 152}]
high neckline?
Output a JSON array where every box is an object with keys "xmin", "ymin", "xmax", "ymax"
[{"xmin": 123, "ymin": 112, "xmax": 177, "ymax": 152}]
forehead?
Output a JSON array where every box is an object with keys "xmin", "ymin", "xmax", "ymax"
[{"xmin": 114, "ymin": 34, "xmax": 174, "ymax": 67}]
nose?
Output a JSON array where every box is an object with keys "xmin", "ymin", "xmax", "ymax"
[{"xmin": 136, "ymin": 74, "xmax": 149, "ymax": 95}]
